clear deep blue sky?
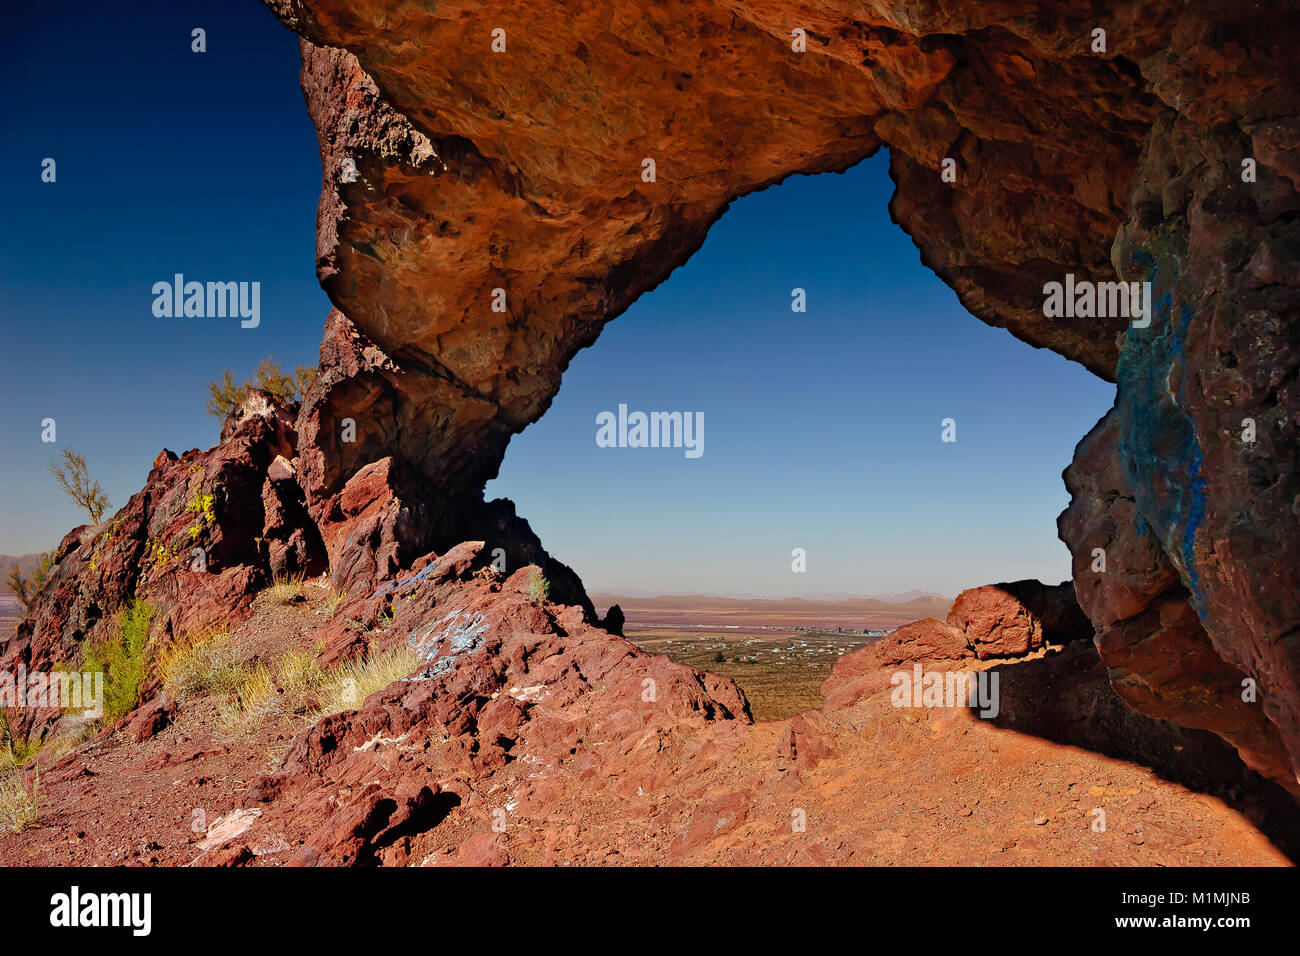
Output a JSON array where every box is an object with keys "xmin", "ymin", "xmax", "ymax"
[{"xmin": 1, "ymin": 0, "xmax": 1116, "ymax": 598}]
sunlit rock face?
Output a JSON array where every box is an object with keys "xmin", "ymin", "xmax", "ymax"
[{"xmin": 264, "ymin": 2, "xmax": 1299, "ymax": 789}]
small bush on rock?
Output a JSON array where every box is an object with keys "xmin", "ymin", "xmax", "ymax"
[
  {"xmin": 0, "ymin": 711, "xmax": 40, "ymax": 772},
  {"xmin": 81, "ymin": 601, "xmax": 153, "ymax": 724},
  {"xmin": 527, "ymin": 566, "xmax": 550, "ymax": 605}
]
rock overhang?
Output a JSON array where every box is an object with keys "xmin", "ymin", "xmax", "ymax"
[{"xmin": 261, "ymin": 0, "xmax": 1299, "ymax": 790}]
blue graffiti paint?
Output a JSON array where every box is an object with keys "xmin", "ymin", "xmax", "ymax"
[
  {"xmin": 1183, "ymin": 441, "xmax": 1208, "ymax": 606},
  {"xmin": 371, "ymin": 555, "xmax": 442, "ymax": 599},
  {"xmin": 1114, "ymin": 256, "xmax": 1209, "ymax": 614}
]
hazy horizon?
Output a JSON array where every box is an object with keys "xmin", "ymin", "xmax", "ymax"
[{"xmin": 585, "ymin": 587, "xmax": 954, "ymax": 602}]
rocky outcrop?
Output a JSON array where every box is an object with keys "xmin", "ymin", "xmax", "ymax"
[
  {"xmin": 7, "ymin": 1, "xmax": 1294, "ymax": 834},
  {"xmin": 822, "ymin": 581, "xmax": 1089, "ymax": 709},
  {"xmin": 1059, "ymin": 412, "xmax": 1298, "ymax": 793},
  {"xmin": 190, "ymin": 568, "xmax": 1300, "ymax": 864},
  {"xmin": 1076, "ymin": 105, "xmax": 1300, "ymax": 792},
  {"xmin": 9, "ymin": 393, "xmax": 302, "ymax": 675},
  {"xmin": 5, "ymin": 391, "xmax": 591, "ymax": 744},
  {"xmin": 7, "ymin": 540, "xmax": 1298, "ymax": 864},
  {"xmin": 253, "ymin": 1, "xmax": 1298, "ymax": 792},
  {"xmin": 127, "ymin": 695, "xmax": 177, "ymax": 743},
  {"xmin": 267, "ymin": 0, "xmax": 1149, "ymax": 512},
  {"xmin": 947, "ymin": 581, "xmax": 1093, "ymax": 659},
  {"xmin": 223, "ymin": 541, "xmax": 750, "ymax": 866},
  {"xmin": 1, "ymin": 393, "xmax": 314, "ymax": 739},
  {"xmin": 296, "ymin": 308, "xmax": 594, "ymax": 607},
  {"xmin": 820, "ymin": 588, "xmax": 1300, "ymax": 836}
]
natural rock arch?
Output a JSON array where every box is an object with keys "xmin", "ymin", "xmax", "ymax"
[{"xmin": 257, "ymin": 1, "xmax": 1300, "ymax": 791}]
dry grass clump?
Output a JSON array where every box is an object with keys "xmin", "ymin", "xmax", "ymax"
[
  {"xmin": 276, "ymin": 647, "xmax": 325, "ymax": 697},
  {"xmin": 0, "ymin": 769, "xmax": 39, "ymax": 833},
  {"xmin": 216, "ymin": 645, "xmax": 331, "ymax": 734},
  {"xmin": 158, "ymin": 628, "xmax": 244, "ymax": 701},
  {"xmin": 38, "ymin": 736, "xmax": 79, "ymax": 766},
  {"xmin": 265, "ymin": 571, "xmax": 305, "ymax": 605},
  {"xmin": 216, "ymin": 663, "xmax": 278, "ymax": 735},
  {"xmin": 314, "ymin": 645, "xmax": 421, "ymax": 719},
  {"xmin": 321, "ymin": 588, "xmax": 347, "ymax": 619},
  {"xmin": 213, "ymin": 637, "xmax": 419, "ymax": 734}
]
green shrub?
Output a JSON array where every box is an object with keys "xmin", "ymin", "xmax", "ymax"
[
  {"xmin": 527, "ymin": 566, "xmax": 550, "ymax": 604},
  {"xmin": 82, "ymin": 601, "xmax": 154, "ymax": 723},
  {"xmin": 205, "ymin": 358, "xmax": 315, "ymax": 420},
  {"xmin": 0, "ymin": 710, "xmax": 40, "ymax": 772}
]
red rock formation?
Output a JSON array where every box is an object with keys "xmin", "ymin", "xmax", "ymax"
[
  {"xmin": 822, "ymin": 581, "xmax": 1089, "ymax": 708},
  {"xmin": 251, "ymin": 0, "xmax": 1298, "ymax": 791},
  {"xmin": 948, "ymin": 581, "xmax": 1091, "ymax": 659},
  {"xmin": 269, "ymin": 0, "xmax": 1147, "ymax": 513},
  {"xmin": 1059, "ymin": 412, "xmax": 1297, "ymax": 793},
  {"xmin": 9, "ymin": 394, "xmax": 296, "ymax": 668},
  {"xmin": 8, "ymin": 517, "xmax": 1299, "ymax": 865},
  {"xmin": 221, "ymin": 541, "xmax": 750, "ymax": 865},
  {"xmin": 127, "ymin": 695, "xmax": 176, "ymax": 743}
]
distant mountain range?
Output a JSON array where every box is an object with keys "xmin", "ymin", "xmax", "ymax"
[
  {"xmin": 589, "ymin": 591, "xmax": 952, "ymax": 631},
  {"xmin": 590, "ymin": 588, "xmax": 950, "ymax": 604},
  {"xmin": 0, "ymin": 552, "xmax": 46, "ymax": 583}
]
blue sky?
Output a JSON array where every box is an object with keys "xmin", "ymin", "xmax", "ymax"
[
  {"xmin": 1, "ymin": 0, "xmax": 327, "ymax": 554},
  {"xmin": 1, "ymin": 0, "xmax": 1116, "ymax": 598},
  {"xmin": 488, "ymin": 156, "xmax": 1116, "ymax": 596}
]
